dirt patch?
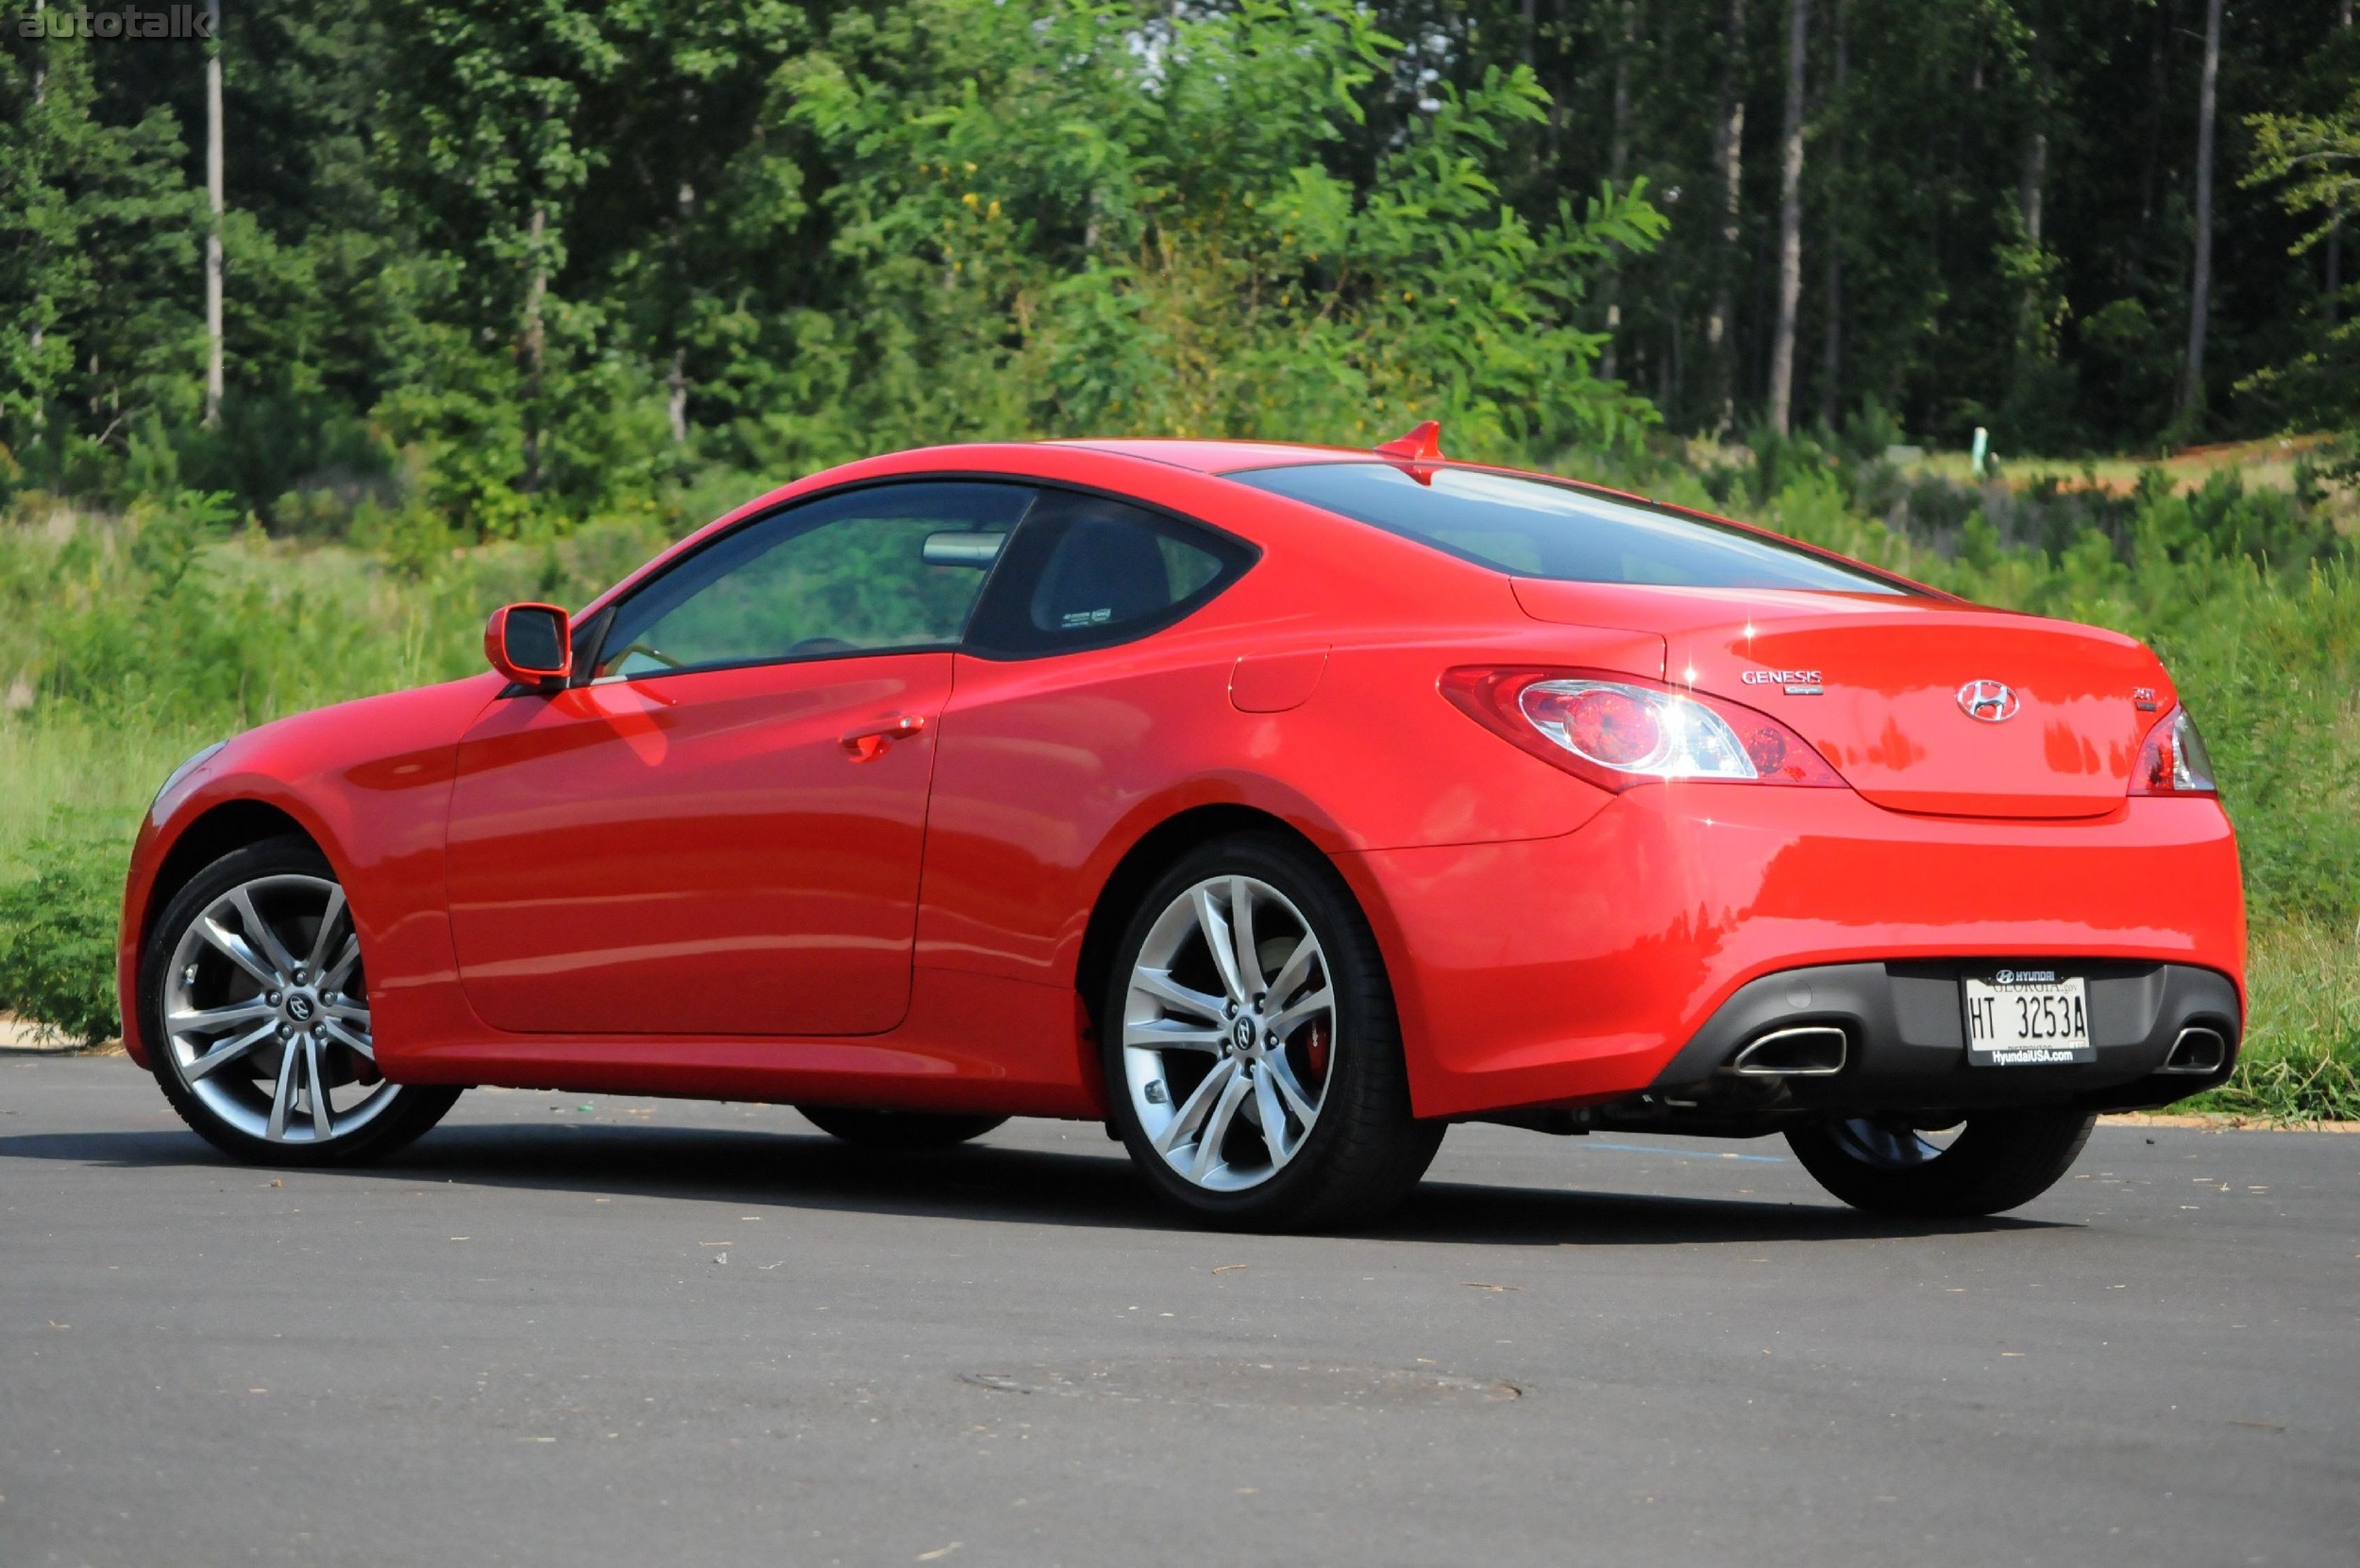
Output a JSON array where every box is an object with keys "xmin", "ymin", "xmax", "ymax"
[
  {"xmin": 2100, "ymin": 1111, "xmax": 2358, "ymax": 1134},
  {"xmin": 0, "ymin": 1013, "xmax": 124, "ymax": 1055}
]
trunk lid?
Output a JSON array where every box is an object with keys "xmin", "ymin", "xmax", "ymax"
[{"xmin": 1513, "ymin": 582, "xmax": 2170, "ymax": 819}]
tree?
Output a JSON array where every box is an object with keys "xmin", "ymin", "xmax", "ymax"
[
  {"xmin": 0, "ymin": 22, "xmax": 205, "ymax": 486},
  {"xmin": 1765, "ymin": 0, "xmax": 1809, "ymax": 434},
  {"xmin": 1705, "ymin": 0, "xmax": 1748, "ymax": 436},
  {"xmin": 782, "ymin": 1, "xmax": 1665, "ymax": 461},
  {"xmin": 10, "ymin": 0, "xmax": 2358, "ymax": 515},
  {"xmin": 2322, "ymin": 0, "xmax": 2352, "ymax": 326},
  {"xmin": 2244, "ymin": 44, "xmax": 2360, "ymax": 441},
  {"xmin": 203, "ymin": 0, "xmax": 223, "ymax": 428},
  {"xmin": 1598, "ymin": 0, "xmax": 1640, "ymax": 385},
  {"xmin": 2179, "ymin": 0, "xmax": 2224, "ymax": 430},
  {"xmin": 1816, "ymin": 0, "xmax": 1846, "ymax": 428}
]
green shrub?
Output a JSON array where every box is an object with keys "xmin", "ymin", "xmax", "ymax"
[
  {"xmin": 2192, "ymin": 919, "xmax": 2360, "ymax": 1123},
  {"xmin": 0, "ymin": 813, "xmax": 127, "ymax": 1046}
]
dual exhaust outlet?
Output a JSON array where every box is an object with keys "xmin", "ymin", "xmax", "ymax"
[
  {"xmin": 1722, "ymin": 1021, "xmax": 2231, "ymax": 1078},
  {"xmin": 2159, "ymin": 1025, "xmax": 2228, "ymax": 1075},
  {"xmin": 1727, "ymin": 1025, "xmax": 1848, "ymax": 1078}
]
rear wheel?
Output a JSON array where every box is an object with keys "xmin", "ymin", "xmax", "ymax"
[
  {"xmin": 1103, "ymin": 834, "xmax": 1442, "ymax": 1231},
  {"xmin": 1785, "ymin": 1107, "xmax": 2097, "ymax": 1217},
  {"xmin": 798, "ymin": 1106, "xmax": 1008, "ymax": 1149},
  {"xmin": 141, "ymin": 838, "xmax": 461, "ymax": 1167}
]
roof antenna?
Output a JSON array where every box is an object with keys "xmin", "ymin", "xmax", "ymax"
[{"xmin": 1374, "ymin": 419, "xmax": 1443, "ymax": 483}]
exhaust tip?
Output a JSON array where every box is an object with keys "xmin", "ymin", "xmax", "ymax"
[
  {"xmin": 1728, "ymin": 1025, "xmax": 1848, "ymax": 1077},
  {"xmin": 2161, "ymin": 1025, "xmax": 2228, "ymax": 1075}
]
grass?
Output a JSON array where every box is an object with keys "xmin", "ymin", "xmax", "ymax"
[
  {"xmin": 0, "ymin": 464, "xmax": 2353, "ymax": 1119},
  {"xmin": 2200, "ymin": 919, "xmax": 2360, "ymax": 1123}
]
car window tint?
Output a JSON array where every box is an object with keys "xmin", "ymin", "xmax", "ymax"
[
  {"xmin": 1229, "ymin": 462, "xmax": 1911, "ymax": 595},
  {"xmin": 595, "ymin": 482, "xmax": 1034, "ymax": 679},
  {"xmin": 963, "ymin": 490, "xmax": 1255, "ymax": 658}
]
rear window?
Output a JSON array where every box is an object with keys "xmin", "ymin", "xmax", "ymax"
[{"xmin": 1228, "ymin": 462, "xmax": 1910, "ymax": 594}]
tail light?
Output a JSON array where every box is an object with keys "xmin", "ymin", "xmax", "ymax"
[
  {"xmin": 1441, "ymin": 667, "xmax": 1846, "ymax": 792},
  {"xmin": 2130, "ymin": 705, "xmax": 2217, "ymax": 796}
]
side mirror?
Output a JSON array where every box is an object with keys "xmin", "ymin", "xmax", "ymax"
[{"xmin": 485, "ymin": 602, "xmax": 573, "ymax": 687}]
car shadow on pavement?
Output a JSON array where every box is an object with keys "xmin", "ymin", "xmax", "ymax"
[{"xmin": 0, "ymin": 1120, "xmax": 2059, "ymax": 1246}]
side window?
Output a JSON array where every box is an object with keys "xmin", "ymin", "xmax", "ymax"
[
  {"xmin": 593, "ymin": 482, "xmax": 1034, "ymax": 680},
  {"xmin": 962, "ymin": 489, "xmax": 1255, "ymax": 658}
]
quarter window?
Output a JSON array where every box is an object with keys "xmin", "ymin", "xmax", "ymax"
[{"xmin": 962, "ymin": 489, "xmax": 1254, "ymax": 658}]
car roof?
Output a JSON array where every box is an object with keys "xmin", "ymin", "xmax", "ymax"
[{"xmin": 1053, "ymin": 437, "xmax": 1373, "ymax": 474}]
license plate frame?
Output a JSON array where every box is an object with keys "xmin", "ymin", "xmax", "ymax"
[{"xmin": 1963, "ymin": 969, "xmax": 2094, "ymax": 1066}]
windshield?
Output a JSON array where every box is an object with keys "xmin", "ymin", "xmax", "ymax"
[{"xmin": 1227, "ymin": 463, "xmax": 1912, "ymax": 595}]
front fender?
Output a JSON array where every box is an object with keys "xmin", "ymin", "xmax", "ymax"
[{"xmin": 116, "ymin": 675, "xmax": 501, "ymax": 1071}]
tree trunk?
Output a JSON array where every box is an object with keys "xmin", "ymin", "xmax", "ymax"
[
  {"xmin": 520, "ymin": 205, "xmax": 548, "ymax": 497},
  {"xmin": 667, "ymin": 348, "xmax": 688, "ymax": 447},
  {"xmin": 1599, "ymin": 0, "xmax": 1637, "ymax": 384},
  {"xmin": 2016, "ymin": 128, "xmax": 2048, "ymax": 343},
  {"xmin": 2138, "ymin": 2, "xmax": 2173, "ymax": 235},
  {"xmin": 203, "ymin": 0, "xmax": 224, "ymax": 429},
  {"xmin": 2178, "ymin": 0, "xmax": 2222, "ymax": 430},
  {"xmin": 1817, "ymin": 0, "xmax": 1846, "ymax": 430},
  {"xmin": 1706, "ymin": 0, "xmax": 1748, "ymax": 436},
  {"xmin": 2016, "ymin": 11, "xmax": 2050, "ymax": 353},
  {"xmin": 2331, "ymin": 0, "xmax": 2352, "ymax": 325},
  {"xmin": 28, "ymin": 0, "xmax": 43, "ymax": 435},
  {"xmin": 1766, "ymin": 0, "xmax": 1809, "ymax": 435},
  {"xmin": 1546, "ymin": 0, "xmax": 1566, "ymax": 162},
  {"xmin": 667, "ymin": 180, "xmax": 695, "ymax": 448}
]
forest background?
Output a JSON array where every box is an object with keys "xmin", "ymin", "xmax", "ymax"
[{"xmin": 2, "ymin": 1, "xmax": 2355, "ymax": 1118}]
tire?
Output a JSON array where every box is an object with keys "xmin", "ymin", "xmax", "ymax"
[
  {"xmin": 140, "ymin": 837, "xmax": 461, "ymax": 1168},
  {"xmin": 1784, "ymin": 1107, "xmax": 2098, "ymax": 1218},
  {"xmin": 798, "ymin": 1106, "xmax": 1009, "ymax": 1149},
  {"xmin": 1101, "ymin": 832, "xmax": 1444, "ymax": 1231}
]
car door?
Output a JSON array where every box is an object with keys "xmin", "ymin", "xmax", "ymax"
[
  {"xmin": 916, "ymin": 488, "xmax": 1261, "ymax": 984},
  {"xmin": 444, "ymin": 481, "xmax": 1034, "ymax": 1037}
]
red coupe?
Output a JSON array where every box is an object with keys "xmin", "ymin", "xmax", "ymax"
[{"xmin": 118, "ymin": 428, "xmax": 2245, "ymax": 1228}]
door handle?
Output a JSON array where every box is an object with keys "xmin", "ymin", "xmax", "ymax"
[{"xmin": 840, "ymin": 714, "xmax": 927, "ymax": 762}]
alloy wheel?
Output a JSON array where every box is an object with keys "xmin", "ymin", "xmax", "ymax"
[
  {"xmin": 1121, "ymin": 874, "xmax": 1336, "ymax": 1193},
  {"xmin": 160, "ymin": 873, "xmax": 397, "ymax": 1145}
]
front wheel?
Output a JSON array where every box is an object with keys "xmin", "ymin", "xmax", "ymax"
[
  {"xmin": 141, "ymin": 837, "xmax": 461, "ymax": 1167},
  {"xmin": 1103, "ymin": 834, "xmax": 1443, "ymax": 1231},
  {"xmin": 1784, "ymin": 1107, "xmax": 2098, "ymax": 1217}
]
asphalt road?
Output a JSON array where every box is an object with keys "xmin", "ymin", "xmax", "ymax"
[{"xmin": 3, "ymin": 1054, "xmax": 2355, "ymax": 1568}]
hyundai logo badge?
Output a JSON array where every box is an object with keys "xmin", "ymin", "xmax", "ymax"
[{"xmin": 1957, "ymin": 680, "xmax": 2019, "ymax": 722}]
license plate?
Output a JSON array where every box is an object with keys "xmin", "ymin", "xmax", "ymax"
[{"xmin": 1964, "ymin": 969, "xmax": 2093, "ymax": 1065}]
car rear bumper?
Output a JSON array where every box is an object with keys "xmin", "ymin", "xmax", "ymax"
[
  {"xmin": 1642, "ymin": 958, "xmax": 2240, "ymax": 1121},
  {"xmin": 1339, "ymin": 784, "xmax": 2245, "ymax": 1120}
]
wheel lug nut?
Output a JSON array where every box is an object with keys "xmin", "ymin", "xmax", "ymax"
[
  {"xmin": 266, "ymin": 992, "xmax": 280, "ymax": 1006},
  {"xmin": 1265, "ymin": 1031, "xmax": 1278, "ymax": 1047}
]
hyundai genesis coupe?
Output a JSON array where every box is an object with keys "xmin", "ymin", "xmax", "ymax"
[{"xmin": 119, "ymin": 426, "xmax": 2245, "ymax": 1228}]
